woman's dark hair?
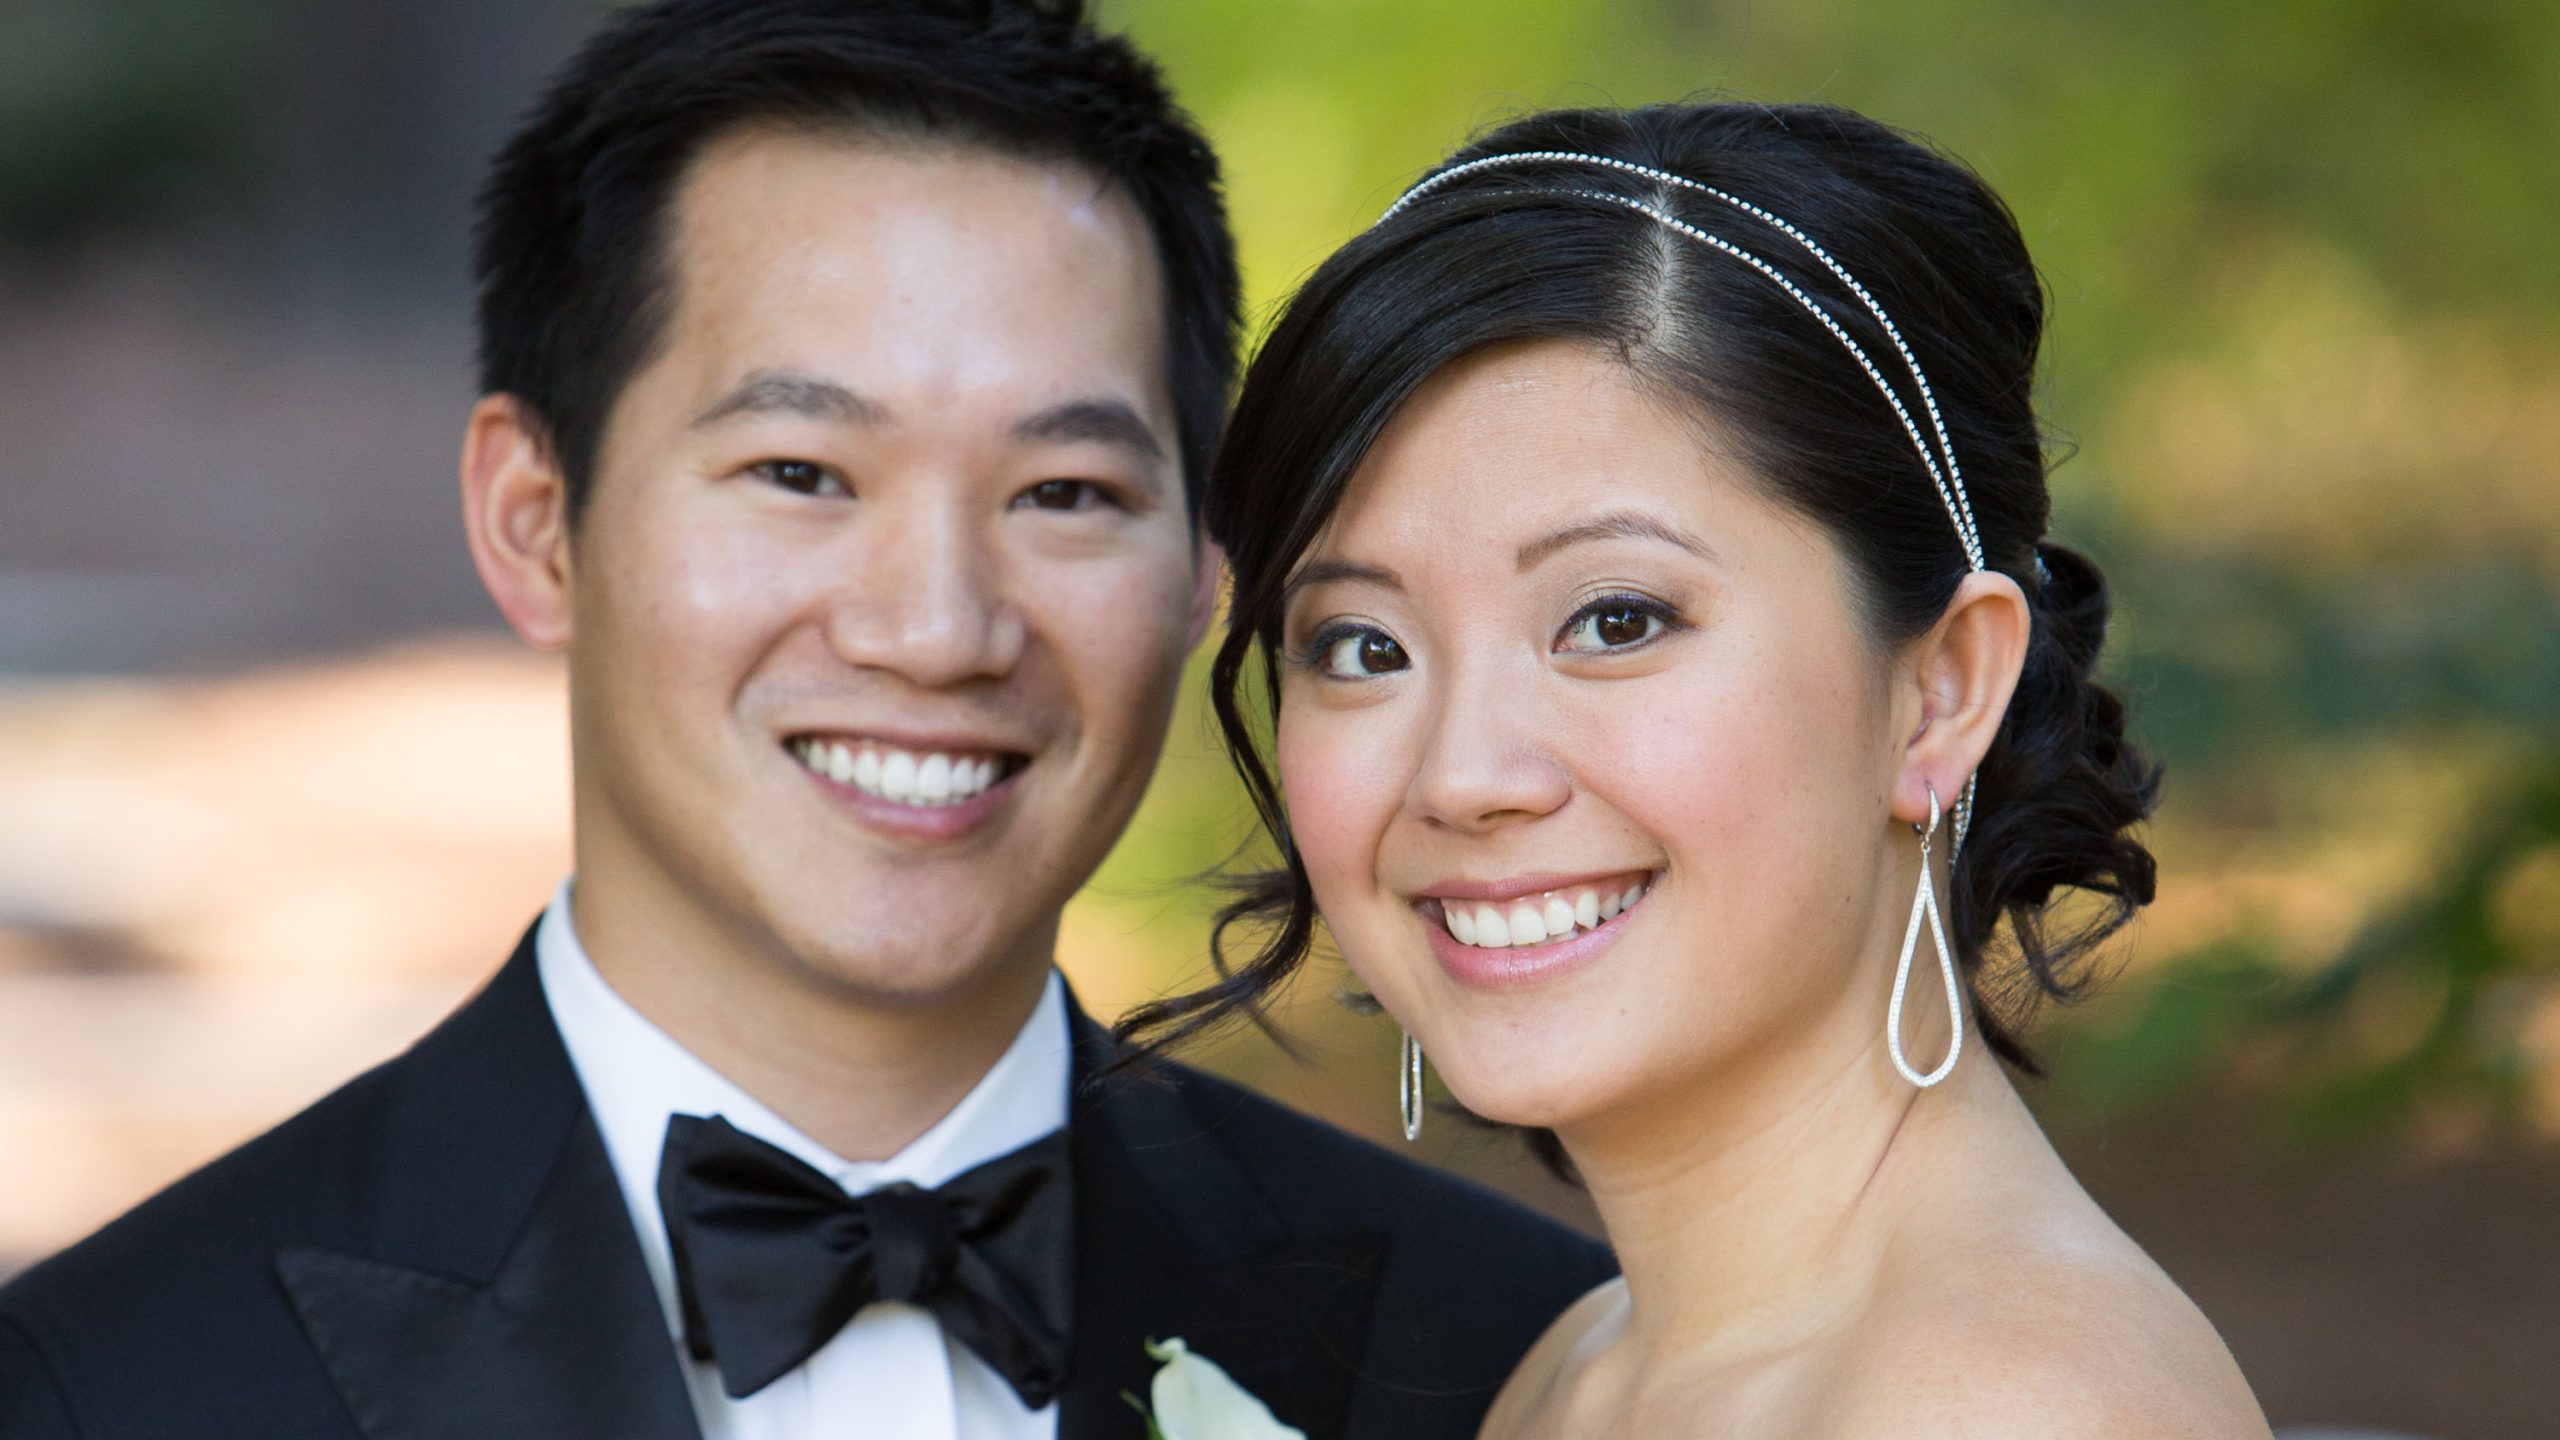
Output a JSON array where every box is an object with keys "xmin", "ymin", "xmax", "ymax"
[
  {"xmin": 1120, "ymin": 102, "xmax": 2161, "ymax": 1077},
  {"xmin": 472, "ymin": 0, "xmax": 1237, "ymax": 522}
]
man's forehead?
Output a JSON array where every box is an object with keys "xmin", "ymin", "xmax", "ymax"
[
  {"xmin": 667, "ymin": 122, "xmax": 1145, "ymax": 274},
  {"xmin": 649, "ymin": 125, "xmax": 1171, "ymax": 411}
]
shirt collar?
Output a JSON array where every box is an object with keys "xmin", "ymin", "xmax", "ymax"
[{"xmin": 536, "ymin": 879, "xmax": 1073, "ymax": 1209}]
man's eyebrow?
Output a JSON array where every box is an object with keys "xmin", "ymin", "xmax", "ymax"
[
  {"xmin": 1516, "ymin": 511, "xmax": 1717, "ymax": 571},
  {"xmin": 1012, "ymin": 398, "xmax": 1166, "ymax": 463},
  {"xmin": 1282, "ymin": 558, "xmax": 1403, "ymax": 606},
  {"xmin": 690, "ymin": 371, "xmax": 884, "ymax": 429}
]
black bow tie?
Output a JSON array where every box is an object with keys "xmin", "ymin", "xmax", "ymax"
[{"xmin": 657, "ymin": 1113, "xmax": 1075, "ymax": 1407}]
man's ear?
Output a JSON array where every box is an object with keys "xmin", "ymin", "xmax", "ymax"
[
  {"xmin": 1893, "ymin": 570, "xmax": 2031, "ymax": 827},
  {"xmin": 1184, "ymin": 533, "xmax": 1226, "ymax": 653},
  {"xmin": 459, "ymin": 394, "xmax": 576, "ymax": 651}
]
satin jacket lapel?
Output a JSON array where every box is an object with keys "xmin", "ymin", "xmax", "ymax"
[
  {"xmin": 275, "ymin": 932, "xmax": 700, "ymax": 1440},
  {"xmin": 1058, "ymin": 1005, "xmax": 1386, "ymax": 1440}
]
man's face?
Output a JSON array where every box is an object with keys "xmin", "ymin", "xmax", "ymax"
[{"xmin": 563, "ymin": 128, "xmax": 1207, "ymax": 1004}]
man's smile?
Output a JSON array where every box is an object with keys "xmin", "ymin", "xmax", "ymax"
[{"xmin": 785, "ymin": 732, "xmax": 1031, "ymax": 808}]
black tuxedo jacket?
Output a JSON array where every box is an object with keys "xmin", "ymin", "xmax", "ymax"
[{"xmin": 0, "ymin": 929, "xmax": 1614, "ymax": 1439}]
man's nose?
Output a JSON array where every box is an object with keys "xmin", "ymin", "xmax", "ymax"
[
  {"xmin": 819, "ymin": 499, "xmax": 1026, "ymax": 688},
  {"xmin": 1407, "ymin": 656, "xmax": 1574, "ymax": 833}
]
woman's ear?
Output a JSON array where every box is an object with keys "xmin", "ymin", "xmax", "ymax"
[
  {"xmin": 459, "ymin": 394, "xmax": 576, "ymax": 651},
  {"xmin": 1894, "ymin": 570, "xmax": 2031, "ymax": 827}
]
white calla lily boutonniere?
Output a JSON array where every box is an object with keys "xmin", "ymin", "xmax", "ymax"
[{"xmin": 1124, "ymin": 1337, "xmax": 1306, "ymax": 1440}]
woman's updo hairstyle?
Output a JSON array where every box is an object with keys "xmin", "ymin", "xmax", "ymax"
[{"xmin": 1120, "ymin": 101, "xmax": 2161, "ymax": 1074}]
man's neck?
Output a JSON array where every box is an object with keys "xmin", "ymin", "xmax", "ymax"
[{"xmin": 566, "ymin": 874, "xmax": 1058, "ymax": 1164}]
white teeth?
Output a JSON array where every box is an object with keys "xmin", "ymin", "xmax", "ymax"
[
  {"xmin": 1445, "ymin": 905, "xmax": 1477, "ymax": 945},
  {"xmin": 917, "ymin": 753, "xmax": 954, "ymax": 802},
  {"xmin": 1435, "ymin": 878, "xmax": 1654, "ymax": 951},
  {"xmin": 1542, "ymin": 897, "xmax": 1575, "ymax": 938},
  {"xmin": 796, "ymin": 741, "xmax": 1012, "ymax": 808},
  {"xmin": 1507, "ymin": 902, "xmax": 1547, "ymax": 946},
  {"xmin": 946, "ymin": 757, "xmax": 999, "ymax": 800}
]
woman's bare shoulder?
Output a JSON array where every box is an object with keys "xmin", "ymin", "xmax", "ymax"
[
  {"xmin": 1809, "ymin": 1234, "xmax": 2271, "ymax": 1440},
  {"xmin": 1477, "ymin": 1276, "xmax": 1628, "ymax": 1440}
]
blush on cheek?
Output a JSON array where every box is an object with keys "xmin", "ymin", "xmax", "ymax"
[
  {"xmin": 1272, "ymin": 716, "xmax": 1345, "ymax": 851},
  {"xmin": 1668, "ymin": 748, "xmax": 1774, "ymax": 851},
  {"xmin": 1274, "ymin": 704, "xmax": 1404, "ymax": 916},
  {"xmin": 1613, "ymin": 638, "xmax": 1880, "ymax": 997},
  {"xmin": 1602, "ymin": 685, "xmax": 1762, "ymax": 834}
]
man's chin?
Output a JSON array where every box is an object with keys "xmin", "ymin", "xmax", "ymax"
[{"xmin": 767, "ymin": 921, "xmax": 1054, "ymax": 1012}]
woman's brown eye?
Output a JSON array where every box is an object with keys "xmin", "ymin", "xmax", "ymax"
[
  {"xmin": 1317, "ymin": 627, "xmax": 1408, "ymax": 678},
  {"xmin": 1560, "ymin": 598, "xmax": 1669, "ymax": 653},
  {"xmin": 1595, "ymin": 607, "xmax": 1650, "ymax": 646}
]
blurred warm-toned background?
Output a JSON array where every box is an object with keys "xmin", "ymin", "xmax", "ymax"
[{"xmin": 4, "ymin": 2, "xmax": 2557, "ymax": 1436}]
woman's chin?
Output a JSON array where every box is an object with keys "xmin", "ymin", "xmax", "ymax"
[{"xmin": 1434, "ymin": 1053, "xmax": 1623, "ymax": 1134}]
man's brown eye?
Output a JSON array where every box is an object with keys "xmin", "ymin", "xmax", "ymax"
[
  {"xmin": 1022, "ymin": 479, "xmax": 1099, "ymax": 511},
  {"xmin": 761, "ymin": 460, "xmax": 832, "ymax": 494}
]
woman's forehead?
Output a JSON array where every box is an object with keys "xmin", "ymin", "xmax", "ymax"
[{"xmin": 1306, "ymin": 346, "xmax": 1767, "ymax": 561}]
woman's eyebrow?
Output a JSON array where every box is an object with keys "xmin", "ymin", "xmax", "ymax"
[
  {"xmin": 1282, "ymin": 558, "xmax": 1402, "ymax": 606},
  {"xmin": 1516, "ymin": 511, "xmax": 1716, "ymax": 571}
]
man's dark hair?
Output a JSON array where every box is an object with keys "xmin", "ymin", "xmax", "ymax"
[{"xmin": 472, "ymin": 0, "xmax": 1238, "ymax": 520}]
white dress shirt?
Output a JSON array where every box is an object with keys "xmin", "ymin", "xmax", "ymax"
[{"xmin": 535, "ymin": 882, "xmax": 1070, "ymax": 1440}]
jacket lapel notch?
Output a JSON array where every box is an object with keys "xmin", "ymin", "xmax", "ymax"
[{"xmin": 278, "ymin": 928, "xmax": 702, "ymax": 1440}]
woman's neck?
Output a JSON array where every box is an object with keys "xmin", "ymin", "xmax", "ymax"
[{"xmin": 1561, "ymin": 1008, "xmax": 2024, "ymax": 1362}]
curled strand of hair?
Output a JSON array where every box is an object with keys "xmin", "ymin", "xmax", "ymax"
[{"xmin": 1110, "ymin": 627, "xmax": 1315, "ymax": 1063}]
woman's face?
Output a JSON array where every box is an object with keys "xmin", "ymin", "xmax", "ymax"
[{"xmin": 1275, "ymin": 341, "xmax": 1918, "ymax": 1133}]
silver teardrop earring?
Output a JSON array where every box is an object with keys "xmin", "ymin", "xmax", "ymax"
[
  {"xmin": 1398, "ymin": 1029, "xmax": 1424, "ymax": 1141},
  {"xmin": 1888, "ymin": 783, "xmax": 1965, "ymax": 1088}
]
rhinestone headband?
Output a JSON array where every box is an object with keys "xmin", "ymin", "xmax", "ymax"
[{"xmin": 1382, "ymin": 149, "xmax": 1988, "ymax": 849}]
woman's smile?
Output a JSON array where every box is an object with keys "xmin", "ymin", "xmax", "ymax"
[{"xmin": 1413, "ymin": 869, "xmax": 1657, "ymax": 988}]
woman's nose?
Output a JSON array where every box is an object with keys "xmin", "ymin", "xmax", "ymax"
[{"xmin": 1406, "ymin": 661, "xmax": 1574, "ymax": 833}]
